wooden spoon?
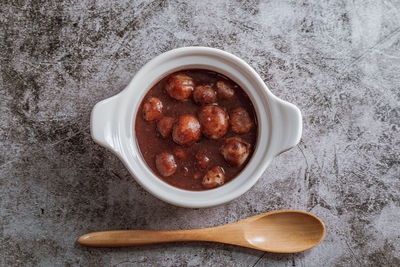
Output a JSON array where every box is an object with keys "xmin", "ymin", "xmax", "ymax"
[{"xmin": 78, "ymin": 210, "xmax": 325, "ymax": 253}]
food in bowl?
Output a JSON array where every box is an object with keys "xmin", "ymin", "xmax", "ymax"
[{"xmin": 135, "ymin": 69, "xmax": 258, "ymax": 190}]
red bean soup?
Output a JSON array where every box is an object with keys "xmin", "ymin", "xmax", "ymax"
[{"xmin": 135, "ymin": 69, "xmax": 258, "ymax": 191}]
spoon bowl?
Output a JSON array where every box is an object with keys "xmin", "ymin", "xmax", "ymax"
[
  {"xmin": 243, "ymin": 211, "xmax": 325, "ymax": 253},
  {"xmin": 78, "ymin": 210, "xmax": 325, "ymax": 253}
]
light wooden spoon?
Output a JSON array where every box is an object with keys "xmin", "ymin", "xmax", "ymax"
[{"xmin": 78, "ymin": 210, "xmax": 325, "ymax": 253}]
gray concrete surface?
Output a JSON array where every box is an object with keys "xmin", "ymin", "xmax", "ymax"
[{"xmin": 1, "ymin": 0, "xmax": 399, "ymax": 266}]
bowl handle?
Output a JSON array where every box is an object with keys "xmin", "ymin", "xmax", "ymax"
[
  {"xmin": 90, "ymin": 94, "xmax": 122, "ymax": 153},
  {"xmin": 272, "ymin": 97, "xmax": 302, "ymax": 156}
]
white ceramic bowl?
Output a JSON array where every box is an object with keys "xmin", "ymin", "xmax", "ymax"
[{"xmin": 91, "ymin": 47, "xmax": 302, "ymax": 208}]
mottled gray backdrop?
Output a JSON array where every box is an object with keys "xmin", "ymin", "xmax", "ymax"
[{"xmin": 1, "ymin": 0, "xmax": 399, "ymax": 266}]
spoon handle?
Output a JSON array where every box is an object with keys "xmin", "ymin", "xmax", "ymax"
[{"xmin": 78, "ymin": 229, "xmax": 213, "ymax": 247}]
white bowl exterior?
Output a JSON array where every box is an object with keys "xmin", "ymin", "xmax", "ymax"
[{"xmin": 91, "ymin": 47, "xmax": 302, "ymax": 208}]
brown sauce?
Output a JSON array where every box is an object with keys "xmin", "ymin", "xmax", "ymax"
[{"xmin": 135, "ymin": 69, "xmax": 258, "ymax": 191}]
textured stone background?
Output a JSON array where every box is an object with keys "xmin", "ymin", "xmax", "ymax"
[{"xmin": 1, "ymin": 0, "xmax": 399, "ymax": 266}]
